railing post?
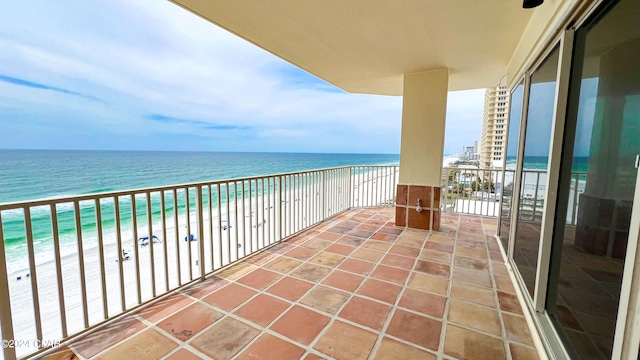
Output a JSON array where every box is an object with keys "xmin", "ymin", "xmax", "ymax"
[
  {"xmin": 348, "ymin": 167, "xmax": 353, "ymax": 208},
  {"xmin": 144, "ymin": 194, "xmax": 156, "ymax": 299},
  {"xmin": 96, "ymin": 198, "xmax": 109, "ymax": 318},
  {"xmin": 393, "ymin": 166, "xmax": 397, "ymax": 205},
  {"xmin": 196, "ymin": 186, "xmax": 206, "ymax": 280},
  {"xmin": 50, "ymin": 204, "xmax": 68, "ymax": 337},
  {"xmin": 0, "ymin": 216, "xmax": 17, "ymax": 360},
  {"xmin": 321, "ymin": 170, "xmax": 326, "ymax": 219},
  {"xmin": 279, "ymin": 175, "xmax": 283, "ymax": 242},
  {"xmin": 24, "ymin": 207, "xmax": 43, "ymax": 343},
  {"xmin": 74, "ymin": 201, "xmax": 91, "ymax": 326}
]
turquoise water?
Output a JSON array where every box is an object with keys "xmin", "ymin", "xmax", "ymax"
[{"xmin": 0, "ymin": 150, "xmax": 399, "ymax": 273}]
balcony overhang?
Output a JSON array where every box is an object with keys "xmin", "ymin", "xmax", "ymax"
[{"xmin": 170, "ymin": 0, "xmax": 535, "ymax": 95}]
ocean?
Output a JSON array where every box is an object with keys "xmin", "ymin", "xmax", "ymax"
[
  {"xmin": 0, "ymin": 150, "xmax": 399, "ymax": 274},
  {"xmin": 0, "ymin": 150, "xmax": 399, "ymax": 203}
]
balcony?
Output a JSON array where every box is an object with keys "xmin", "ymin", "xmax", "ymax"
[
  {"xmin": 37, "ymin": 209, "xmax": 539, "ymax": 360},
  {"xmin": 0, "ymin": 166, "xmax": 542, "ymax": 359}
]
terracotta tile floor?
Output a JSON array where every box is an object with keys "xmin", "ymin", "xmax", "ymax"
[{"xmin": 39, "ymin": 208, "xmax": 541, "ymax": 360}]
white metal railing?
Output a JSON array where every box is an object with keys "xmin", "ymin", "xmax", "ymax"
[
  {"xmin": 350, "ymin": 166, "xmax": 398, "ymax": 208},
  {"xmin": 442, "ymin": 167, "xmax": 586, "ymax": 224},
  {"xmin": 441, "ymin": 167, "xmax": 502, "ymax": 217},
  {"xmin": 0, "ymin": 165, "xmax": 398, "ymax": 359}
]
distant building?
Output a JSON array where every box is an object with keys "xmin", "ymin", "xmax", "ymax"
[
  {"xmin": 480, "ymin": 86, "xmax": 509, "ymax": 168},
  {"xmin": 460, "ymin": 144, "xmax": 480, "ymax": 161}
]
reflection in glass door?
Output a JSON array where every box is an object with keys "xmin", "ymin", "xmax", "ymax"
[
  {"xmin": 546, "ymin": 0, "xmax": 640, "ymax": 358},
  {"xmin": 499, "ymin": 82, "xmax": 524, "ymax": 253},
  {"xmin": 512, "ymin": 46, "xmax": 560, "ymax": 298}
]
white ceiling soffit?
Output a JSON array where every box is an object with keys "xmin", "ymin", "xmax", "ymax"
[{"xmin": 171, "ymin": 0, "xmax": 534, "ymax": 96}]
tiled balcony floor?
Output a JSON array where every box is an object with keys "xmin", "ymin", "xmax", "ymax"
[{"xmin": 40, "ymin": 208, "xmax": 540, "ymax": 360}]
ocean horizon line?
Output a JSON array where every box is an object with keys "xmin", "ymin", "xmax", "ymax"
[{"xmin": 0, "ymin": 148, "xmax": 401, "ymax": 156}]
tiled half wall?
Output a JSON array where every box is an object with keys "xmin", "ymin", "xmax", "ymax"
[{"xmin": 395, "ymin": 184, "xmax": 441, "ymax": 230}]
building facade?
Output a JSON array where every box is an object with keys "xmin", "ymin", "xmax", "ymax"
[{"xmin": 481, "ymin": 86, "xmax": 509, "ymax": 168}]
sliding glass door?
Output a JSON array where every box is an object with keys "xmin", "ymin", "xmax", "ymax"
[
  {"xmin": 512, "ymin": 46, "xmax": 560, "ymax": 298},
  {"xmin": 545, "ymin": 0, "xmax": 640, "ymax": 358}
]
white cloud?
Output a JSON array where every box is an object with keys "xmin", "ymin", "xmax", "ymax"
[{"xmin": 0, "ymin": 0, "xmax": 481, "ymax": 154}]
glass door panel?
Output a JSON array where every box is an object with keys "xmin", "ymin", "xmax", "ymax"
[
  {"xmin": 499, "ymin": 82, "xmax": 525, "ymax": 252},
  {"xmin": 513, "ymin": 46, "xmax": 560, "ymax": 298},
  {"xmin": 546, "ymin": 0, "xmax": 640, "ymax": 358}
]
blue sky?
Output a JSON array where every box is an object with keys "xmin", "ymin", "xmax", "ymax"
[{"xmin": 0, "ymin": 0, "xmax": 484, "ymax": 155}]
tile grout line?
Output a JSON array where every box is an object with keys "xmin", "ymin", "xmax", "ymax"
[
  {"xmin": 225, "ymin": 211, "xmax": 374, "ymax": 359},
  {"xmin": 367, "ymin": 227, "xmax": 439, "ymax": 359},
  {"xmin": 233, "ymin": 223, "xmax": 385, "ymax": 359},
  {"xmin": 298, "ymin": 208, "xmax": 412, "ymax": 358},
  {"xmin": 104, "ymin": 228, "xmax": 315, "ymax": 359},
  {"xmin": 436, "ymin": 213, "xmax": 460, "ymax": 359},
  {"xmin": 194, "ymin": 213, "xmax": 354, "ymax": 360},
  {"xmin": 304, "ymin": 211, "xmax": 390, "ymax": 359},
  {"xmin": 223, "ymin": 208, "xmax": 387, "ymax": 359},
  {"xmin": 480, "ymin": 217, "xmax": 513, "ymax": 360},
  {"xmin": 481, "ymin": 218, "xmax": 544, "ymax": 356},
  {"xmin": 351, "ymin": 226, "xmax": 424, "ymax": 359}
]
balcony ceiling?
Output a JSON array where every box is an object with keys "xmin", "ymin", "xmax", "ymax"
[{"xmin": 171, "ymin": 0, "xmax": 534, "ymax": 95}]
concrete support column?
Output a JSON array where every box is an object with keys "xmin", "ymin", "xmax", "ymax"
[{"xmin": 395, "ymin": 68, "xmax": 449, "ymax": 230}]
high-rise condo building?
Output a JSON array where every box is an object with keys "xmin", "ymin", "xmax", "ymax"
[{"xmin": 480, "ymin": 86, "xmax": 509, "ymax": 168}]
